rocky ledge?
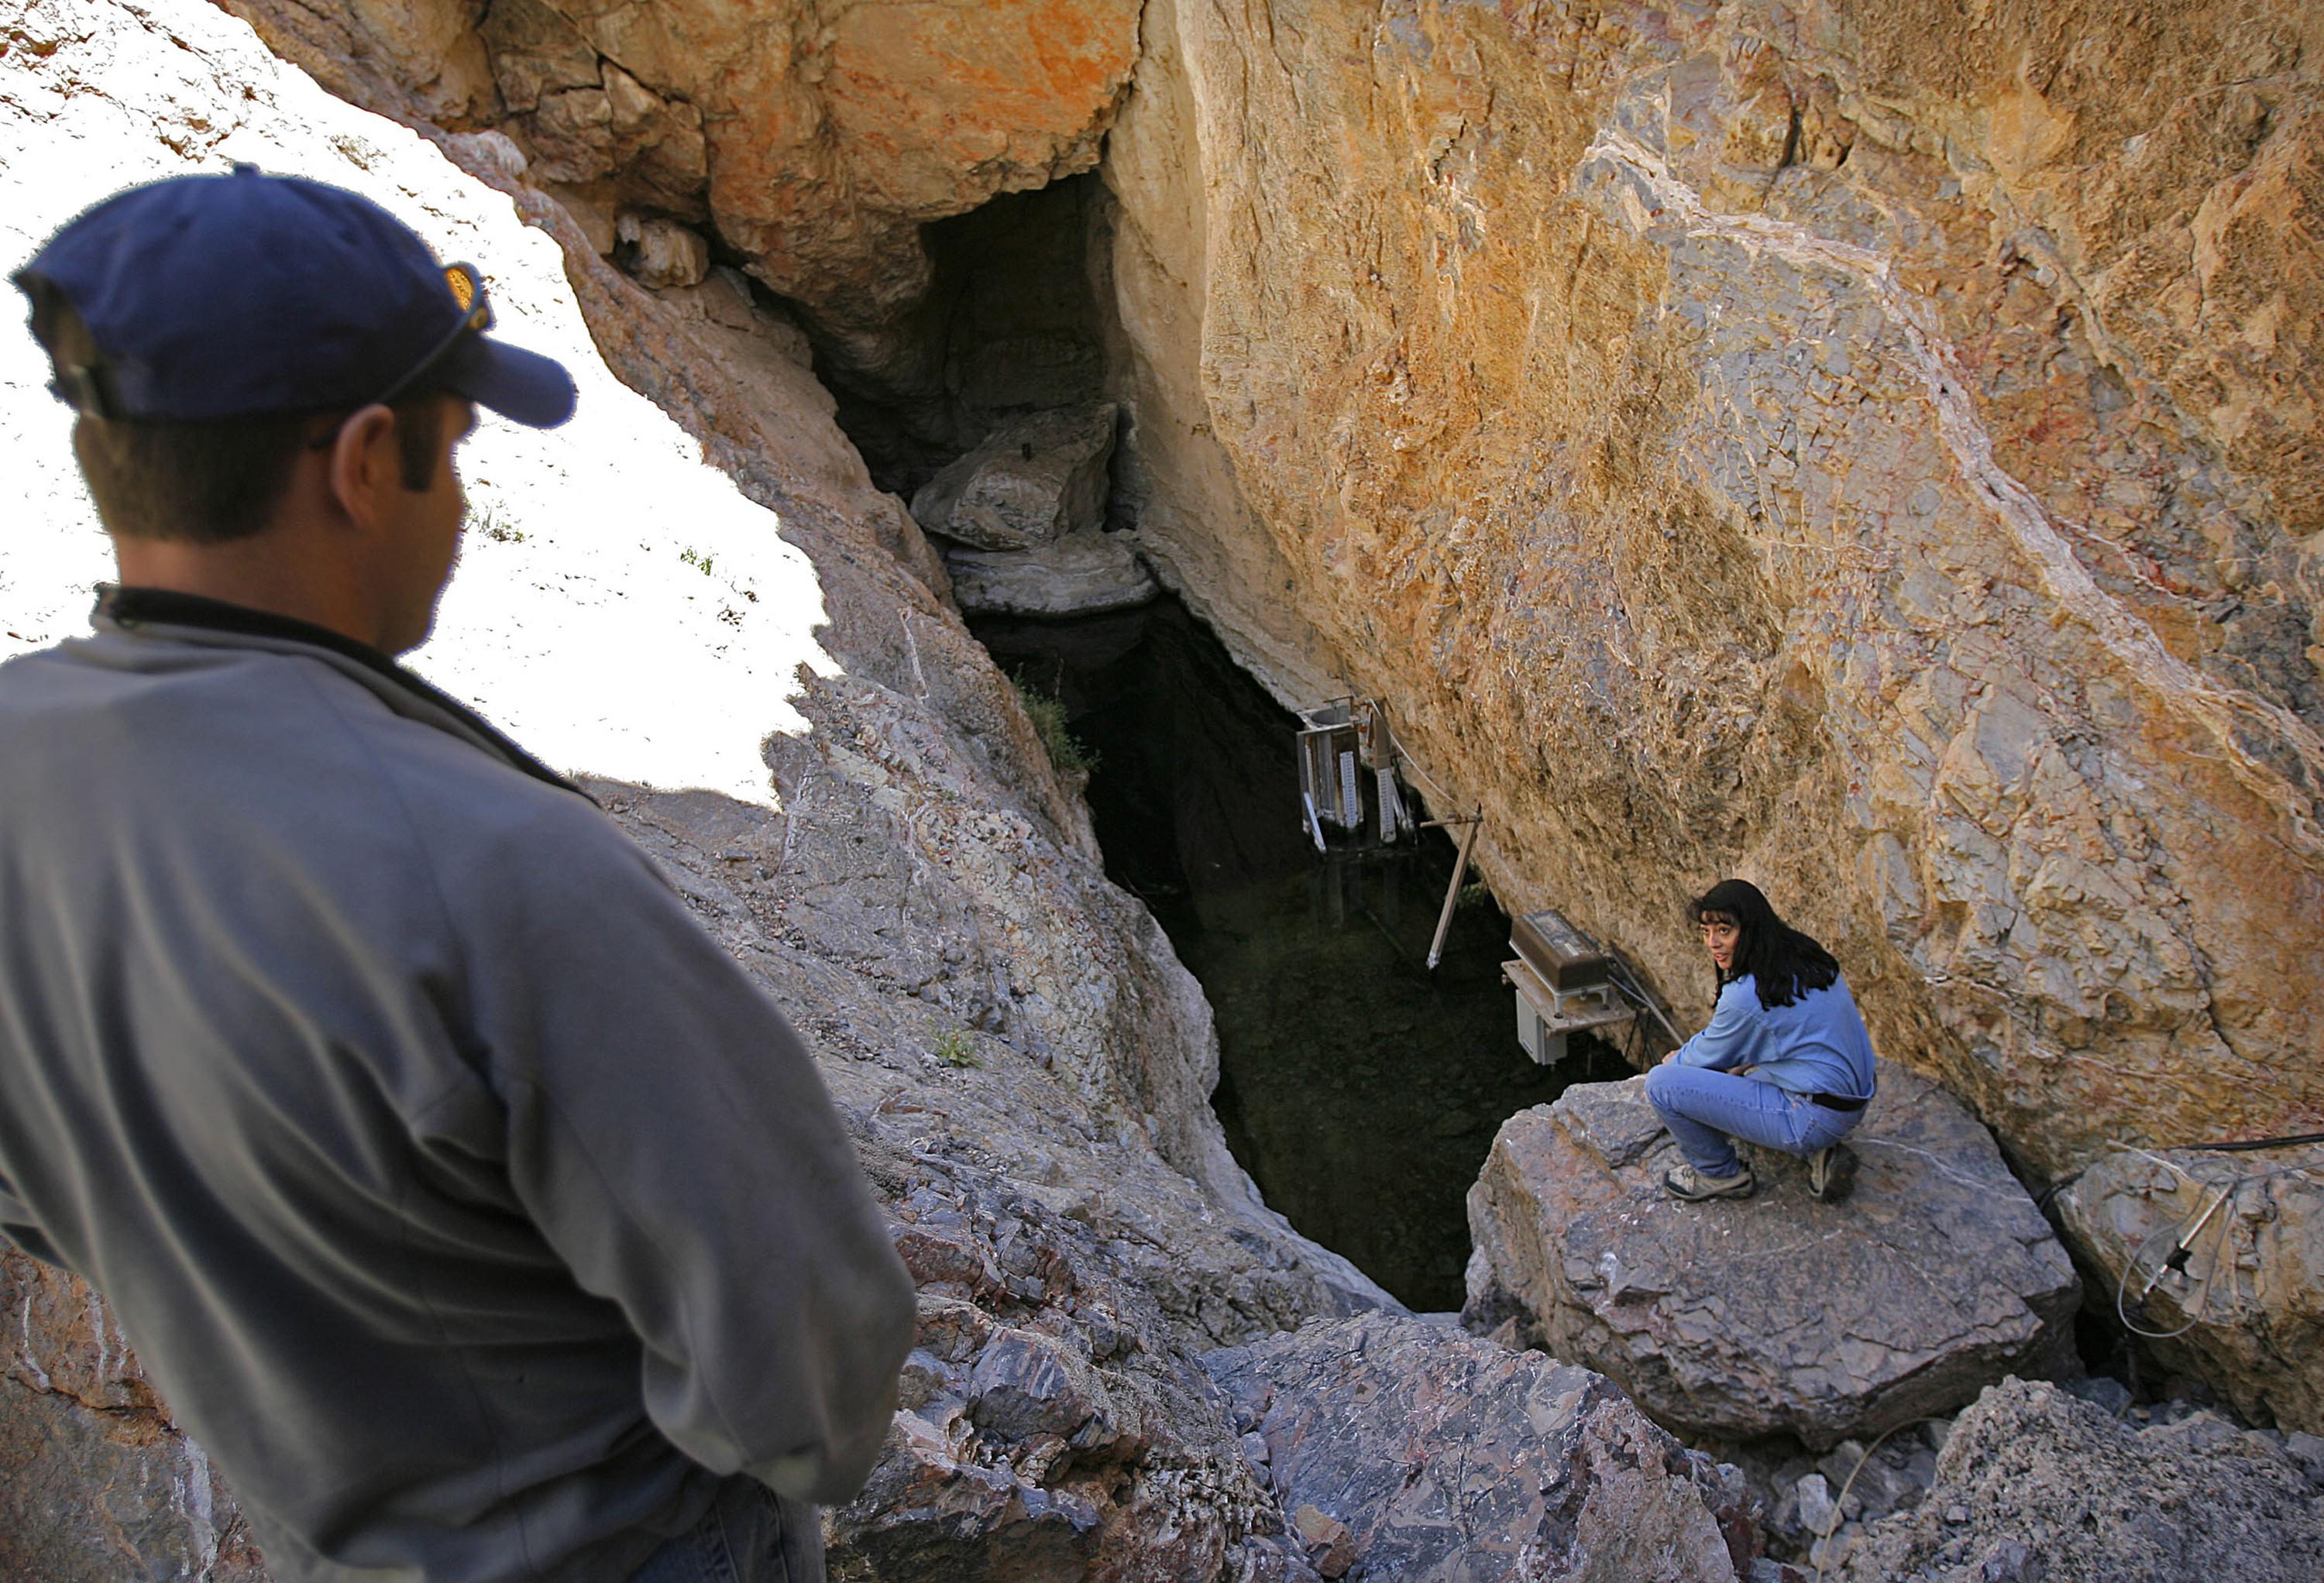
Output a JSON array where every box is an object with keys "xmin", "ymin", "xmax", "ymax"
[
  {"xmin": 1464, "ymin": 1066, "xmax": 2080, "ymax": 1448},
  {"xmin": 1205, "ymin": 1312, "xmax": 1761, "ymax": 1582},
  {"xmin": 1825, "ymin": 1378, "xmax": 2324, "ymax": 1583},
  {"xmin": 946, "ymin": 531, "xmax": 1159, "ymax": 619},
  {"xmin": 910, "ymin": 404, "xmax": 1122, "ymax": 551}
]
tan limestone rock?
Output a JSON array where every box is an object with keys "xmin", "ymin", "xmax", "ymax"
[
  {"xmin": 1098, "ymin": 0, "xmax": 2324, "ymax": 1193},
  {"xmin": 617, "ymin": 211, "xmax": 710, "ymax": 288},
  {"xmin": 221, "ymin": 0, "xmax": 2324, "ymax": 1210},
  {"xmin": 911, "ymin": 403, "xmax": 1120, "ymax": 550},
  {"xmin": 946, "ymin": 531, "xmax": 1159, "ymax": 620}
]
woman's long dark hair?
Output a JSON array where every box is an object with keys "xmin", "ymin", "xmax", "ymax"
[{"xmin": 1690, "ymin": 878, "xmax": 1839, "ymax": 1008}]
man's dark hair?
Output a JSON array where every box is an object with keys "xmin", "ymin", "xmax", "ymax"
[
  {"xmin": 24, "ymin": 280, "xmax": 446, "ymax": 543},
  {"xmin": 1690, "ymin": 877, "xmax": 1841, "ymax": 1009}
]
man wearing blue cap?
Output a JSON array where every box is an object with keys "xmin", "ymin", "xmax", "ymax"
[{"xmin": 0, "ymin": 167, "xmax": 916, "ymax": 1581}]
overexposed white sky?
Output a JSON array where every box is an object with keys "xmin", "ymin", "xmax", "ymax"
[{"xmin": 0, "ymin": 0, "xmax": 838, "ymax": 805}]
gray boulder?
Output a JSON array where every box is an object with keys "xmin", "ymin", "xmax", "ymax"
[
  {"xmin": 1827, "ymin": 1378, "xmax": 2324, "ymax": 1582},
  {"xmin": 910, "ymin": 404, "xmax": 1120, "ymax": 550},
  {"xmin": 1205, "ymin": 1311, "xmax": 1762, "ymax": 1581},
  {"xmin": 1465, "ymin": 1066, "xmax": 2080, "ymax": 1448},
  {"xmin": 945, "ymin": 531, "xmax": 1157, "ymax": 618},
  {"xmin": 2053, "ymin": 1142, "xmax": 2324, "ymax": 1436}
]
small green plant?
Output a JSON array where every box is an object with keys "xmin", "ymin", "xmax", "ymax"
[
  {"xmin": 1011, "ymin": 672, "xmax": 1098, "ymax": 777},
  {"xmin": 1458, "ymin": 881, "xmax": 1492, "ymax": 910},
  {"xmin": 680, "ymin": 546, "xmax": 715, "ymax": 576},
  {"xmin": 933, "ymin": 1027, "xmax": 980, "ymax": 1069}
]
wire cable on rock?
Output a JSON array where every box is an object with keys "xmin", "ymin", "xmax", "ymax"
[
  {"xmin": 2105, "ymin": 1137, "xmax": 2322, "ymax": 1342},
  {"xmin": 1604, "ymin": 956, "xmax": 1687, "ymax": 1050},
  {"xmin": 1810, "ymin": 1414, "xmax": 1948, "ymax": 1583}
]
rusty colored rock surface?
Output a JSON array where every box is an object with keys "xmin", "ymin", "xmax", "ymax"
[
  {"xmin": 226, "ymin": 0, "xmax": 1143, "ymax": 335},
  {"xmin": 1465, "ymin": 1070, "xmax": 2081, "ymax": 1448},
  {"xmin": 226, "ymin": 0, "xmax": 2324, "ymax": 1214},
  {"xmin": 2054, "ymin": 1140, "xmax": 2324, "ymax": 1436},
  {"xmin": 1205, "ymin": 1312, "xmax": 1762, "ymax": 1582},
  {"xmin": 1, "ymin": 1252, "xmax": 266, "ymax": 1583},
  {"xmin": 1101, "ymin": 0, "xmax": 2324, "ymax": 1191}
]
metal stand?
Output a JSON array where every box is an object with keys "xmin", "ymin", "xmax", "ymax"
[{"xmin": 1505, "ymin": 956, "xmax": 1635, "ymax": 1066}]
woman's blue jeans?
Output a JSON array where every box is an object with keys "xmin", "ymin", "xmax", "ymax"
[
  {"xmin": 1644, "ymin": 1062, "xmax": 1860, "ymax": 1176},
  {"xmin": 628, "ymin": 1479, "xmax": 823, "ymax": 1583}
]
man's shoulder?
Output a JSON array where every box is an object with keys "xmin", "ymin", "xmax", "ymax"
[{"xmin": 1, "ymin": 629, "xmax": 622, "ymax": 880}]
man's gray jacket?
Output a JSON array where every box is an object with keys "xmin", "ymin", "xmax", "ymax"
[{"xmin": 0, "ymin": 589, "xmax": 917, "ymax": 1581}]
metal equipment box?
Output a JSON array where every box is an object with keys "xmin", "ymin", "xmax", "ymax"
[
  {"xmin": 1504, "ymin": 910, "xmax": 1632, "ymax": 1066},
  {"xmin": 1511, "ymin": 908, "xmax": 1610, "ymax": 992}
]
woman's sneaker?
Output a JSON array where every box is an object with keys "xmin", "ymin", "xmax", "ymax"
[
  {"xmin": 1663, "ymin": 1161, "xmax": 1755, "ymax": 1200},
  {"xmin": 1809, "ymin": 1144, "xmax": 1857, "ymax": 1203}
]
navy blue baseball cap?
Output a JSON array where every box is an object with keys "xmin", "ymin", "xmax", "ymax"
[{"xmin": 12, "ymin": 163, "xmax": 576, "ymax": 427}]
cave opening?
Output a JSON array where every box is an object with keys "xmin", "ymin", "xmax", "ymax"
[
  {"xmin": 803, "ymin": 172, "xmax": 1629, "ymax": 1312},
  {"xmin": 976, "ymin": 599, "xmax": 1631, "ymax": 1311},
  {"xmin": 810, "ymin": 173, "xmax": 1116, "ymax": 504}
]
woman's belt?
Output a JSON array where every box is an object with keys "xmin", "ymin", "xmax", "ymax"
[{"xmin": 1810, "ymin": 1092, "xmax": 1868, "ymax": 1112}]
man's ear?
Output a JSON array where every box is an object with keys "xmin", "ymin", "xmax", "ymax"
[{"xmin": 324, "ymin": 403, "xmax": 401, "ymax": 532}]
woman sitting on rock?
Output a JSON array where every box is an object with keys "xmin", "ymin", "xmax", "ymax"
[{"xmin": 1645, "ymin": 878, "xmax": 1876, "ymax": 1203}]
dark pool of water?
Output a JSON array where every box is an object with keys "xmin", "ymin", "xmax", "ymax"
[{"xmin": 972, "ymin": 596, "xmax": 1628, "ymax": 1310}]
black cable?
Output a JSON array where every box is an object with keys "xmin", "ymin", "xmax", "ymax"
[{"xmin": 2182, "ymin": 1131, "xmax": 2324, "ymax": 1154}]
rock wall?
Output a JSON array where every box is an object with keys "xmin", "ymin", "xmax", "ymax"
[
  {"xmin": 256, "ymin": 0, "xmax": 2324, "ymax": 1190},
  {"xmin": 1100, "ymin": 0, "xmax": 2324, "ymax": 1188},
  {"xmin": 2055, "ymin": 1139, "xmax": 2324, "ymax": 1434},
  {"xmin": 223, "ymin": 0, "xmax": 1143, "ymax": 348}
]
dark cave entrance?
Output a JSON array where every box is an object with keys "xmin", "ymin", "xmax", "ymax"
[
  {"xmin": 802, "ymin": 170, "xmax": 1628, "ymax": 1313},
  {"xmin": 813, "ymin": 174, "xmax": 1116, "ymax": 503},
  {"xmin": 974, "ymin": 600, "xmax": 1629, "ymax": 1312}
]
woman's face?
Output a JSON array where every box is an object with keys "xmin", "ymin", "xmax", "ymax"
[{"xmin": 1699, "ymin": 914, "xmax": 1741, "ymax": 975}]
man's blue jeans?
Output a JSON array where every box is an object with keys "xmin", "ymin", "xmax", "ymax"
[
  {"xmin": 1644, "ymin": 1062, "xmax": 1860, "ymax": 1176},
  {"xmin": 629, "ymin": 1479, "xmax": 823, "ymax": 1583}
]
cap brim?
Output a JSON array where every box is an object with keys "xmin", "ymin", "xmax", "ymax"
[{"xmin": 442, "ymin": 336, "xmax": 577, "ymax": 428}]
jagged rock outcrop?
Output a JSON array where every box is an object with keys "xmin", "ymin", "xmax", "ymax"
[
  {"xmin": 1205, "ymin": 1312, "xmax": 1762, "ymax": 1582},
  {"xmin": 1465, "ymin": 1068, "xmax": 2080, "ymax": 1447},
  {"xmin": 223, "ymin": 0, "xmax": 1143, "ymax": 342},
  {"xmin": 216, "ymin": 0, "xmax": 2324, "ymax": 1200},
  {"xmin": 221, "ymin": 1, "xmax": 2324, "ymax": 1368},
  {"xmin": 912, "ymin": 403, "xmax": 1122, "ymax": 551},
  {"xmin": 2052, "ymin": 1139, "xmax": 2324, "ymax": 1434},
  {"xmin": 1824, "ymin": 1378, "xmax": 2324, "ymax": 1582}
]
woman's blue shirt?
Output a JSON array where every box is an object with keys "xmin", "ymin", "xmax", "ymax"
[{"xmin": 1675, "ymin": 971, "xmax": 1877, "ymax": 1099}]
